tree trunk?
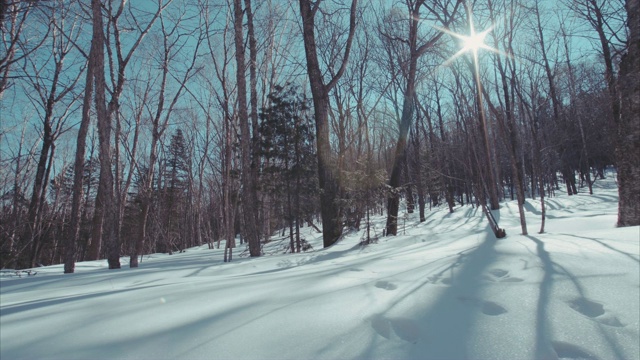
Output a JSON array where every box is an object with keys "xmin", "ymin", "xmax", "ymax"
[
  {"xmin": 64, "ymin": 48, "xmax": 94, "ymax": 274},
  {"xmin": 245, "ymin": 0, "xmax": 262, "ymax": 256},
  {"xmin": 26, "ymin": 121, "xmax": 52, "ymax": 268},
  {"xmin": 386, "ymin": 71, "xmax": 416, "ymax": 235},
  {"xmin": 92, "ymin": 0, "xmax": 119, "ymax": 269},
  {"xmin": 234, "ymin": 0, "xmax": 261, "ymax": 257},
  {"xmin": 485, "ymin": 3, "xmax": 527, "ymax": 234},
  {"xmin": 617, "ymin": 0, "xmax": 640, "ymax": 226},
  {"xmin": 298, "ymin": 0, "xmax": 358, "ymax": 247},
  {"xmin": 470, "ymin": 53, "xmax": 500, "ymax": 211},
  {"xmin": 385, "ymin": 1, "xmax": 440, "ymax": 236}
]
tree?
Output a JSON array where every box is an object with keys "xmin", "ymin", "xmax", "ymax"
[
  {"xmin": 129, "ymin": 2, "xmax": 201, "ymax": 267},
  {"xmin": 87, "ymin": 0, "xmax": 165, "ymax": 266},
  {"xmin": 484, "ymin": 0, "xmax": 528, "ymax": 234},
  {"xmin": 64, "ymin": 47, "xmax": 94, "ymax": 273},
  {"xmin": 298, "ymin": 0, "xmax": 358, "ymax": 248},
  {"xmin": 382, "ymin": 0, "xmax": 462, "ymax": 236},
  {"xmin": 260, "ymin": 84, "xmax": 317, "ymax": 253},
  {"xmin": 0, "ymin": 1, "xmax": 48, "ymax": 99},
  {"xmin": 20, "ymin": 2, "xmax": 85, "ymax": 269},
  {"xmin": 233, "ymin": 0, "xmax": 261, "ymax": 257},
  {"xmin": 90, "ymin": 0, "xmax": 120, "ymax": 269},
  {"xmin": 566, "ymin": 0, "xmax": 626, "ymax": 128},
  {"xmin": 617, "ymin": 0, "xmax": 640, "ymax": 226},
  {"xmin": 160, "ymin": 128, "xmax": 190, "ymax": 253}
]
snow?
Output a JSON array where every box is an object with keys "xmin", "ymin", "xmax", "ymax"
[{"xmin": 1, "ymin": 178, "xmax": 639, "ymax": 360}]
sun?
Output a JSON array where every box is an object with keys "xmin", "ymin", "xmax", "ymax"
[
  {"xmin": 432, "ymin": 5, "xmax": 507, "ymax": 67},
  {"xmin": 460, "ymin": 29, "xmax": 490, "ymax": 53}
]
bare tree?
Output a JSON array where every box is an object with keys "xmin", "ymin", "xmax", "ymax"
[
  {"xmin": 298, "ymin": 0, "xmax": 358, "ymax": 248},
  {"xmin": 233, "ymin": 0, "xmax": 261, "ymax": 257},
  {"xmin": 19, "ymin": 4, "xmax": 85, "ymax": 268},
  {"xmin": 64, "ymin": 30, "xmax": 93, "ymax": 274},
  {"xmin": 198, "ymin": 1, "xmax": 238, "ymax": 260},
  {"xmin": 0, "ymin": 115, "xmax": 38, "ymax": 268},
  {"xmin": 531, "ymin": 1, "xmax": 579, "ymax": 196},
  {"xmin": 382, "ymin": 0, "xmax": 462, "ymax": 236},
  {"xmin": 566, "ymin": 0, "xmax": 626, "ymax": 127},
  {"xmin": 0, "ymin": 1, "xmax": 49, "ymax": 99},
  {"xmin": 484, "ymin": 0, "xmax": 528, "ymax": 234},
  {"xmin": 87, "ymin": 0, "xmax": 165, "ymax": 264},
  {"xmin": 130, "ymin": 2, "xmax": 202, "ymax": 267},
  {"xmin": 89, "ymin": 0, "xmax": 121, "ymax": 269}
]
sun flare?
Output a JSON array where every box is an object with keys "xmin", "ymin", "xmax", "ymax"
[
  {"xmin": 461, "ymin": 29, "xmax": 490, "ymax": 53},
  {"xmin": 433, "ymin": 5, "xmax": 509, "ymax": 67}
]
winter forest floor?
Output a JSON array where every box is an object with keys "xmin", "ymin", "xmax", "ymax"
[{"xmin": 1, "ymin": 176, "xmax": 639, "ymax": 360}]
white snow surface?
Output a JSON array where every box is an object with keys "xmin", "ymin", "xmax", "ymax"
[{"xmin": 1, "ymin": 178, "xmax": 639, "ymax": 360}]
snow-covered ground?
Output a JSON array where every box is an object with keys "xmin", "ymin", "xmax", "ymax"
[{"xmin": 1, "ymin": 178, "xmax": 638, "ymax": 360}]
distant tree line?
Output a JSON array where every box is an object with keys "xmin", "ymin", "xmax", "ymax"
[{"xmin": 0, "ymin": 0, "xmax": 637, "ymax": 271}]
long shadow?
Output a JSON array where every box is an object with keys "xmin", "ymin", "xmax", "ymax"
[
  {"xmin": 357, "ymin": 223, "xmax": 500, "ymax": 359},
  {"xmin": 526, "ymin": 235, "xmax": 557, "ymax": 360},
  {"xmin": 9, "ymin": 300, "xmax": 255, "ymax": 360},
  {"xmin": 527, "ymin": 235, "xmax": 628, "ymax": 360},
  {"xmin": 554, "ymin": 262, "xmax": 627, "ymax": 360},
  {"xmin": 524, "ymin": 200, "xmax": 541, "ymax": 216},
  {"xmin": 0, "ymin": 283, "xmax": 171, "ymax": 317},
  {"xmin": 414, "ymin": 230, "xmax": 499, "ymax": 358},
  {"xmin": 0, "ymin": 251, "xmax": 228, "ymax": 294},
  {"xmin": 559, "ymin": 233, "xmax": 640, "ymax": 264}
]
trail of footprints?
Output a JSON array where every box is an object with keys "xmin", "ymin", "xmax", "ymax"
[
  {"xmin": 550, "ymin": 297, "xmax": 624, "ymax": 360},
  {"xmin": 370, "ymin": 281, "xmax": 422, "ymax": 342},
  {"xmin": 370, "ymin": 268, "xmax": 624, "ymax": 356},
  {"xmin": 566, "ymin": 297, "xmax": 625, "ymax": 327},
  {"xmin": 427, "ymin": 267, "xmax": 525, "ymax": 286}
]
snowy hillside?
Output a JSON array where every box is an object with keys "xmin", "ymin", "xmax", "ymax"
[{"xmin": 1, "ymin": 178, "xmax": 638, "ymax": 360}]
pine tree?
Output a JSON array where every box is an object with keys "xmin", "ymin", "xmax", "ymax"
[
  {"xmin": 162, "ymin": 128, "xmax": 190, "ymax": 253},
  {"xmin": 260, "ymin": 84, "xmax": 318, "ymax": 253}
]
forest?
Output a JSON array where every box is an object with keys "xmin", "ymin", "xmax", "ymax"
[{"xmin": 0, "ymin": 0, "xmax": 638, "ymax": 272}]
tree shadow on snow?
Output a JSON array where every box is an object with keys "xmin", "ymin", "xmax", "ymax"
[
  {"xmin": 526, "ymin": 235, "xmax": 628, "ymax": 360},
  {"xmin": 356, "ymin": 221, "xmax": 502, "ymax": 360}
]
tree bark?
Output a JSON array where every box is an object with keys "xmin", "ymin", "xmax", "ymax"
[
  {"xmin": 245, "ymin": 0, "xmax": 262, "ymax": 255},
  {"xmin": 617, "ymin": 0, "xmax": 640, "ymax": 226}
]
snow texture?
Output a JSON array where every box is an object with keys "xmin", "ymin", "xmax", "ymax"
[{"xmin": 1, "ymin": 178, "xmax": 638, "ymax": 360}]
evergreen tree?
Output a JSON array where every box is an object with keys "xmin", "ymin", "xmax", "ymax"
[
  {"xmin": 161, "ymin": 128, "xmax": 190, "ymax": 253},
  {"xmin": 260, "ymin": 84, "xmax": 318, "ymax": 253}
]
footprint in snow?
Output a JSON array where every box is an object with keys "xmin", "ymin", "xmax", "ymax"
[
  {"xmin": 487, "ymin": 268, "xmax": 524, "ymax": 283},
  {"xmin": 552, "ymin": 341, "xmax": 599, "ymax": 360},
  {"xmin": 427, "ymin": 275, "xmax": 452, "ymax": 285},
  {"xmin": 375, "ymin": 280, "xmax": 398, "ymax": 290},
  {"xmin": 457, "ymin": 296, "xmax": 508, "ymax": 316},
  {"xmin": 370, "ymin": 314, "xmax": 421, "ymax": 343},
  {"xmin": 566, "ymin": 297, "xmax": 625, "ymax": 327},
  {"xmin": 489, "ymin": 268, "xmax": 508, "ymax": 277}
]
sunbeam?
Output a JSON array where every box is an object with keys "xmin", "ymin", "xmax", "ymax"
[{"xmin": 433, "ymin": 5, "xmax": 510, "ymax": 68}]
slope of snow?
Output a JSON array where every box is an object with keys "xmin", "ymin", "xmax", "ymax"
[{"xmin": 1, "ymin": 178, "xmax": 638, "ymax": 360}]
